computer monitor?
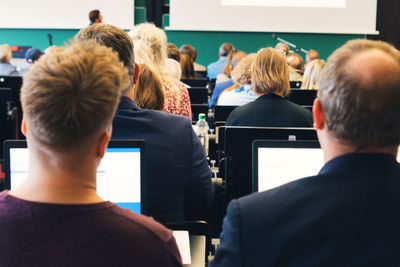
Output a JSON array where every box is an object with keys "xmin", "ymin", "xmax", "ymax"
[
  {"xmin": 222, "ymin": 126, "xmax": 318, "ymax": 198},
  {"xmin": 253, "ymin": 140, "xmax": 323, "ymax": 193},
  {"xmin": 3, "ymin": 140, "xmax": 146, "ymax": 214}
]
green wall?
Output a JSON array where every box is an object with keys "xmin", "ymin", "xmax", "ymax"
[{"xmin": 0, "ymin": 1, "xmax": 364, "ymax": 67}]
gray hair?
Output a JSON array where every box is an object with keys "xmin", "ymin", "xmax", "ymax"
[{"xmin": 129, "ymin": 23, "xmax": 168, "ymax": 77}]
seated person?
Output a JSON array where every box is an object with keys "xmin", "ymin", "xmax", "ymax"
[
  {"xmin": 76, "ymin": 24, "xmax": 214, "ymax": 223},
  {"xmin": 130, "ymin": 23, "xmax": 192, "ymax": 119},
  {"xmin": 287, "ymin": 51, "xmax": 304, "ymax": 82},
  {"xmin": 226, "ymin": 47, "xmax": 312, "ymax": 127},
  {"xmin": 211, "ymin": 39, "xmax": 400, "ymax": 266},
  {"xmin": 217, "ymin": 54, "xmax": 258, "ymax": 106},
  {"xmin": 20, "ymin": 48, "xmax": 44, "ymax": 75},
  {"xmin": 216, "ymin": 50, "xmax": 247, "ymax": 84},
  {"xmin": 133, "ymin": 63, "xmax": 165, "ymax": 111},
  {"xmin": 207, "ymin": 42, "xmax": 234, "ymax": 80},
  {"xmin": 0, "ymin": 44, "xmax": 19, "ymax": 76},
  {"xmin": 208, "ymin": 51, "xmax": 246, "ymax": 108},
  {"xmin": 0, "ymin": 41, "xmax": 181, "ymax": 266},
  {"xmin": 167, "ymin": 43, "xmax": 180, "ymax": 62},
  {"xmin": 179, "ymin": 44, "xmax": 206, "ymax": 72},
  {"xmin": 300, "ymin": 59, "xmax": 326, "ymax": 90}
]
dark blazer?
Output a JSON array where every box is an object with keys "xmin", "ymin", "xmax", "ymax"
[
  {"xmin": 112, "ymin": 96, "xmax": 214, "ymax": 223},
  {"xmin": 226, "ymin": 93, "xmax": 313, "ymax": 127},
  {"xmin": 211, "ymin": 153, "xmax": 400, "ymax": 266}
]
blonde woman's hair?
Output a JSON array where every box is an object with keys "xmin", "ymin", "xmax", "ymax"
[
  {"xmin": 129, "ymin": 23, "xmax": 168, "ymax": 77},
  {"xmin": 0, "ymin": 44, "xmax": 12, "ymax": 62},
  {"xmin": 252, "ymin": 47, "xmax": 290, "ymax": 96},
  {"xmin": 301, "ymin": 59, "xmax": 326, "ymax": 90},
  {"xmin": 21, "ymin": 40, "xmax": 129, "ymax": 148},
  {"xmin": 133, "ymin": 64, "xmax": 165, "ymax": 111},
  {"xmin": 231, "ymin": 54, "xmax": 257, "ymax": 85}
]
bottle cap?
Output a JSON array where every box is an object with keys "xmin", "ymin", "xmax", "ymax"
[{"xmin": 198, "ymin": 113, "xmax": 206, "ymax": 120}]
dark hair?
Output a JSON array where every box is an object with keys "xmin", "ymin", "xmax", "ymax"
[
  {"xmin": 180, "ymin": 54, "xmax": 195, "ymax": 79},
  {"xmin": 89, "ymin": 10, "xmax": 100, "ymax": 24},
  {"xmin": 180, "ymin": 44, "xmax": 197, "ymax": 60},
  {"xmin": 219, "ymin": 43, "xmax": 234, "ymax": 57},
  {"xmin": 167, "ymin": 43, "xmax": 180, "ymax": 62}
]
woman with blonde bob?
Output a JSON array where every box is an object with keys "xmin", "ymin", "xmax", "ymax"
[
  {"xmin": 0, "ymin": 44, "xmax": 19, "ymax": 76},
  {"xmin": 130, "ymin": 23, "xmax": 191, "ymax": 119},
  {"xmin": 226, "ymin": 47, "xmax": 313, "ymax": 127},
  {"xmin": 300, "ymin": 59, "xmax": 326, "ymax": 90},
  {"xmin": 131, "ymin": 64, "xmax": 165, "ymax": 111}
]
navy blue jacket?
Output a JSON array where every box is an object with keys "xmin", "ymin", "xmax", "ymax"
[
  {"xmin": 112, "ymin": 96, "xmax": 214, "ymax": 223},
  {"xmin": 226, "ymin": 93, "xmax": 313, "ymax": 127},
  {"xmin": 211, "ymin": 153, "xmax": 400, "ymax": 266}
]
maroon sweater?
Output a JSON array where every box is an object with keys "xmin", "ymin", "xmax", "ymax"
[{"xmin": 0, "ymin": 191, "xmax": 182, "ymax": 267}]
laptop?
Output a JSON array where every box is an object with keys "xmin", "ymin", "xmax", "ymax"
[
  {"xmin": 252, "ymin": 140, "xmax": 323, "ymax": 193},
  {"xmin": 3, "ymin": 139, "xmax": 146, "ymax": 214}
]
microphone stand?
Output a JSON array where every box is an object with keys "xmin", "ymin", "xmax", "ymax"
[{"xmin": 272, "ymin": 33, "xmax": 308, "ymax": 54}]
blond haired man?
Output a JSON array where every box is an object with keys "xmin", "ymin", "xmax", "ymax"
[
  {"xmin": 0, "ymin": 41, "xmax": 182, "ymax": 266},
  {"xmin": 212, "ymin": 39, "xmax": 400, "ymax": 266}
]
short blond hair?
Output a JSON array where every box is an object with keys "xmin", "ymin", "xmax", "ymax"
[
  {"xmin": 252, "ymin": 48, "xmax": 290, "ymax": 96},
  {"xmin": 231, "ymin": 54, "xmax": 256, "ymax": 85},
  {"xmin": 301, "ymin": 59, "xmax": 326, "ymax": 90},
  {"xmin": 0, "ymin": 44, "xmax": 12, "ymax": 62},
  {"xmin": 21, "ymin": 40, "xmax": 130, "ymax": 148}
]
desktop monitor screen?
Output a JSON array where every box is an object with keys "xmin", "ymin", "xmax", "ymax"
[
  {"xmin": 253, "ymin": 140, "xmax": 323, "ymax": 193},
  {"xmin": 4, "ymin": 140, "xmax": 145, "ymax": 214}
]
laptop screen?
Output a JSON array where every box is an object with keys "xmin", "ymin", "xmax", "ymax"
[
  {"xmin": 4, "ymin": 140, "xmax": 145, "ymax": 214},
  {"xmin": 253, "ymin": 140, "xmax": 323, "ymax": 193}
]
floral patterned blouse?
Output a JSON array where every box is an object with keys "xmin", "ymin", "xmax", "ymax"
[{"xmin": 161, "ymin": 77, "xmax": 192, "ymax": 120}]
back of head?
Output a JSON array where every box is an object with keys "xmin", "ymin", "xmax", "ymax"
[
  {"xmin": 21, "ymin": 40, "xmax": 129, "ymax": 149},
  {"xmin": 306, "ymin": 49, "xmax": 320, "ymax": 63},
  {"xmin": 287, "ymin": 52, "xmax": 304, "ymax": 71},
  {"xmin": 301, "ymin": 59, "xmax": 326, "ymax": 89},
  {"xmin": 25, "ymin": 48, "xmax": 44, "ymax": 64},
  {"xmin": 179, "ymin": 44, "xmax": 196, "ymax": 60},
  {"xmin": 89, "ymin": 10, "xmax": 100, "ymax": 24},
  {"xmin": 75, "ymin": 24, "xmax": 135, "ymax": 94},
  {"xmin": 219, "ymin": 43, "xmax": 234, "ymax": 57},
  {"xmin": 252, "ymin": 47, "xmax": 290, "ymax": 96},
  {"xmin": 167, "ymin": 43, "xmax": 180, "ymax": 62},
  {"xmin": 134, "ymin": 64, "xmax": 165, "ymax": 111},
  {"xmin": 0, "ymin": 44, "xmax": 12, "ymax": 63},
  {"xmin": 275, "ymin": 43, "xmax": 290, "ymax": 56},
  {"xmin": 180, "ymin": 54, "xmax": 195, "ymax": 79},
  {"xmin": 231, "ymin": 53, "xmax": 257, "ymax": 85},
  {"xmin": 318, "ymin": 39, "xmax": 400, "ymax": 149},
  {"xmin": 129, "ymin": 23, "xmax": 168, "ymax": 76},
  {"xmin": 222, "ymin": 50, "xmax": 247, "ymax": 78}
]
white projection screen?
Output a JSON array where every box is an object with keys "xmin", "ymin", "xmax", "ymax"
[
  {"xmin": 169, "ymin": 0, "xmax": 378, "ymax": 34},
  {"xmin": 0, "ymin": 0, "xmax": 134, "ymax": 29}
]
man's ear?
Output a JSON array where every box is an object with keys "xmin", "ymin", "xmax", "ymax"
[
  {"xmin": 133, "ymin": 63, "xmax": 140, "ymax": 85},
  {"xmin": 312, "ymin": 98, "xmax": 325, "ymax": 130},
  {"xmin": 96, "ymin": 131, "xmax": 111, "ymax": 158},
  {"xmin": 21, "ymin": 116, "xmax": 27, "ymax": 137}
]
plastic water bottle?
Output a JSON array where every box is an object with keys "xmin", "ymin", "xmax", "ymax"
[{"xmin": 195, "ymin": 113, "xmax": 209, "ymax": 154}]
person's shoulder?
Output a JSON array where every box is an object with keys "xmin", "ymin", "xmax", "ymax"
[{"xmin": 105, "ymin": 204, "xmax": 174, "ymax": 243}]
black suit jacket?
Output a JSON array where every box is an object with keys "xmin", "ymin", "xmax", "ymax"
[
  {"xmin": 226, "ymin": 93, "xmax": 313, "ymax": 127},
  {"xmin": 211, "ymin": 153, "xmax": 400, "ymax": 266},
  {"xmin": 112, "ymin": 96, "xmax": 214, "ymax": 223}
]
